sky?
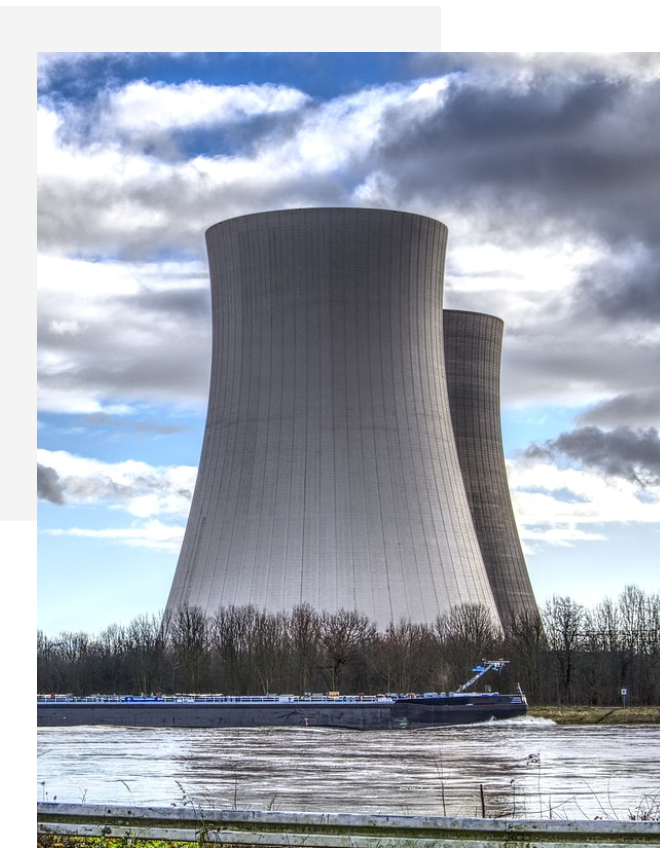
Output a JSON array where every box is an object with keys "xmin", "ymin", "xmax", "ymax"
[{"xmin": 36, "ymin": 49, "xmax": 660, "ymax": 637}]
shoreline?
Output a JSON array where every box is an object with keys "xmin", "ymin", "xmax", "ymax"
[{"xmin": 528, "ymin": 705, "xmax": 660, "ymax": 725}]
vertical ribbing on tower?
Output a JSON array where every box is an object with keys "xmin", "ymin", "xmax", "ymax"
[
  {"xmin": 443, "ymin": 309, "xmax": 539, "ymax": 629},
  {"xmin": 166, "ymin": 210, "xmax": 502, "ymax": 629}
]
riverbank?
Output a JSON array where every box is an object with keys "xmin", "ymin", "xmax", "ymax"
[{"xmin": 529, "ymin": 705, "xmax": 660, "ymax": 724}]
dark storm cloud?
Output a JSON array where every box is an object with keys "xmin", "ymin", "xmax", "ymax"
[
  {"xmin": 38, "ymin": 464, "xmax": 65, "ymax": 504},
  {"xmin": 390, "ymin": 63, "xmax": 660, "ymax": 413},
  {"xmin": 525, "ymin": 426, "xmax": 660, "ymax": 485},
  {"xmin": 123, "ymin": 286, "xmax": 211, "ymax": 320},
  {"xmin": 577, "ymin": 392, "xmax": 660, "ymax": 429},
  {"xmin": 378, "ymin": 70, "xmax": 660, "ymax": 249},
  {"xmin": 575, "ymin": 248, "xmax": 660, "ymax": 323},
  {"xmin": 406, "ymin": 53, "xmax": 660, "ymax": 91}
]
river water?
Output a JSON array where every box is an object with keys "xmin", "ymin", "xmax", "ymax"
[{"xmin": 37, "ymin": 718, "xmax": 660, "ymax": 821}]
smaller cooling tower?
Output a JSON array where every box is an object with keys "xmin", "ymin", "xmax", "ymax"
[{"xmin": 443, "ymin": 309, "xmax": 538, "ymax": 629}]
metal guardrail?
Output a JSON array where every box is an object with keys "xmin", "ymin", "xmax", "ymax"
[{"xmin": 37, "ymin": 803, "xmax": 660, "ymax": 845}]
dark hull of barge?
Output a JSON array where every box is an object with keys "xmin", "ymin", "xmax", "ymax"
[{"xmin": 37, "ymin": 695, "xmax": 526, "ymax": 730}]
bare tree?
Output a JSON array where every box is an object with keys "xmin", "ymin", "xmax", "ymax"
[
  {"xmin": 126, "ymin": 613, "xmax": 168, "ymax": 694},
  {"xmin": 170, "ymin": 604, "xmax": 209, "ymax": 692},
  {"xmin": 55, "ymin": 632, "xmax": 93, "ymax": 695},
  {"xmin": 507, "ymin": 609, "xmax": 545, "ymax": 703},
  {"xmin": 319, "ymin": 610, "xmax": 376, "ymax": 692},
  {"xmin": 434, "ymin": 604, "xmax": 501, "ymax": 691},
  {"xmin": 36, "ymin": 585, "xmax": 658, "ymax": 704},
  {"xmin": 211, "ymin": 605, "xmax": 257, "ymax": 694},
  {"xmin": 644, "ymin": 592, "xmax": 660, "ymax": 703},
  {"xmin": 618, "ymin": 586, "xmax": 660, "ymax": 702},
  {"xmin": 250, "ymin": 611, "xmax": 289, "ymax": 693},
  {"xmin": 370, "ymin": 619, "xmax": 434, "ymax": 694},
  {"xmin": 542, "ymin": 596, "xmax": 585, "ymax": 703},
  {"xmin": 288, "ymin": 603, "xmax": 321, "ymax": 693},
  {"xmin": 37, "ymin": 630, "xmax": 62, "ymax": 694},
  {"xmin": 97, "ymin": 623, "xmax": 128, "ymax": 692}
]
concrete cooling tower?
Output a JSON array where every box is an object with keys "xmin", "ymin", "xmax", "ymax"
[
  {"xmin": 166, "ymin": 208, "xmax": 507, "ymax": 628},
  {"xmin": 443, "ymin": 310, "xmax": 539, "ymax": 629}
]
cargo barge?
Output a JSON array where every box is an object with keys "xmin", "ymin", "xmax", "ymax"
[{"xmin": 37, "ymin": 661, "xmax": 527, "ymax": 730}]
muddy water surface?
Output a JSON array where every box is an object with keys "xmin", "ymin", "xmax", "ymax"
[{"xmin": 37, "ymin": 717, "xmax": 660, "ymax": 820}]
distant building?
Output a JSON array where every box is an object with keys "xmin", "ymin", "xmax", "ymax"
[{"xmin": 166, "ymin": 209, "xmax": 537, "ymax": 629}]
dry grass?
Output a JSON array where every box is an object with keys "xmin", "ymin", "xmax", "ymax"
[
  {"xmin": 528, "ymin": 705, "xmax": 660, "ymax": 724},
  {"xmin": 37, "ymin": 837, "xmax": 191, "ymax": 847}
]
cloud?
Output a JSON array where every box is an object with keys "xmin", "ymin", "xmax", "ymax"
[
  {"xmin": 37, "ymin": 55, "xmax": 660, "ymax": 439},
  {"xmin": 38, "ymin": 59, "xmax": 660, "ymax": 259},
  {"xmin": 36, "ymin": 77, "xmax": 458, "ymax": 260},
  {"xmin": 507, "ymin": 452, "xmax": 660, "ymax": 553},
  {"xmin": 37, "ymin": 464, "xmax": 65, "ymax": 505},
  {"xmin": 407, "ymin": 53, "xmax": 660, "ymax": 84},
  {"xmin": 376, "ymin": 67, "xmax": 660, "ymax": 250},
  {"xmin": 508, "ymin": 422, "xmax": 660, "ymax": 552},
  {"xmin": 37, "ymin": 254, "xmax": 211, "ymax": 414},
  {"xmin": 577, "ymin": 391, "xmax": 660, "ymax": 429},
  {"xmin": 100, "ymin": 79, "xmax": 309, "ymax": 138},
  {"xmin": 72, "ymin": 412, "xmax": 189, "ymax": 436},
  {"xmin": 518, "ymin": 525, "xmax": 607, "ymax": 549},
  {"xmin": 37, "ymin": 449, "xmax": 196, "ymax": 519},
  {"xmin": 576, "ymin": 247, "xmax": 660, "ymax": 323},
  {"xmin": 43, "ymin": 519, "xmax": 185, "ymax": 553},
  {"xmin": 37, "ymin": 52, "xmax": 116, "ymax": 87},
  {"xmin": 524, "ymin": 426, "xmax": 660, "ymax": 486},
  {"xmin": 37, "ymin": 52, "xmax": 187, "ymax": 92}
]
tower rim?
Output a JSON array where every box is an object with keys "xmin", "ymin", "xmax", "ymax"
[
  {"xmin": 205, "ymin": 207, "xmax": 449, "ymax": 239},
  {"xmin": 444, "ymin": 308, "xmax": 504, "ymax": 327}
]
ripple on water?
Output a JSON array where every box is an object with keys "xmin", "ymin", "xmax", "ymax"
[{"xmin": 37, "ymin": 723, "xmax": 660, "ymax": 819}]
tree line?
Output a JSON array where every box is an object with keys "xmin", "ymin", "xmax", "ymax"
[{"xmin": 37, "ymin": 586, "xmax": 660, "ymax": 706}]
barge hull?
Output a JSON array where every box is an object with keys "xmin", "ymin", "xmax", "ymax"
[{"xmin": 37, "ymin": 696, "xmax": 526, "ymax": 730}]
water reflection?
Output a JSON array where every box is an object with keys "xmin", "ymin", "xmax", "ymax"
[{"xmin": 37, "ymin": 718, "xmax": 660, "ymax": 820}]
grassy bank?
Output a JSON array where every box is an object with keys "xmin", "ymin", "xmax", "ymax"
[
  {"xmin": 528, "ymin": 705, "xmax": 660, "ymax": 724},
  {"xmin": 38, "ymin": 840, "xmax": 190, "ymax": 847}
]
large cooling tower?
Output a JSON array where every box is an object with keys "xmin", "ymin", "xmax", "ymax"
[
  {"xmin": 443, "ymin": 310, "xmax": 538, "ymax": 628},
  {"xmin": 166, "ymin": 209, "xmax": 502, "ymax": 628}
]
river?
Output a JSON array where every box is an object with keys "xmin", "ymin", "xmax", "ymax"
[{"xmin": 37, "ymin": 718, "xmax": 660, "ymax": 821}]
